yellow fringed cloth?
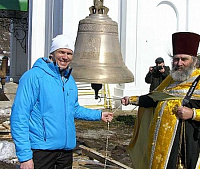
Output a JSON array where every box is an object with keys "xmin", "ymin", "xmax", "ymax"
[{"xmin": 127, "ymin": 69, "xmax": 200, "ymax": 169}]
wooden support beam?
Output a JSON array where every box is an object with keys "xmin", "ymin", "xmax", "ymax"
[
  {"xmin": 2, "ymin": 123, "xmax": 10, "ymax": 129},
  {"xmin": 0, "ymin": 129, "xmax": 11, "ymax": 139},
  {"xmin": 0, "ymin": 129, "xmax": 10, "ymax": 133},
  {"xmin": 79, "ymin": 145, "xmax": 132, "ymax": 169}
]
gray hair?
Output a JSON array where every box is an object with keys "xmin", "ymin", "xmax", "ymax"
[{"xmin": 196, "ymin": 53, "xmax": 200, "ymax": 68}]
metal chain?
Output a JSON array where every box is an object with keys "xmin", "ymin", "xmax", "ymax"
[
  {"xmin": 103, "ymin": 103, "xmax": 137, "ymax": 168},
  {"xmin": 176, "ymin": 120, "xmax": 186, "ymax": 169},
  {"xmin": 104, "ymin": 104, "xmax": 122, "ymax": 169}
]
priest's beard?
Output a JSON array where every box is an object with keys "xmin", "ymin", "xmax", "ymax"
[{"xmin": 171, "ymin": 63, "xmax": 195, "ymax": 82}]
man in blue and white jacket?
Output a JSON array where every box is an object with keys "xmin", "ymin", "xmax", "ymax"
[{"xmin": 10, "ymin": 34, "xmax": 113, "ymax": 169}]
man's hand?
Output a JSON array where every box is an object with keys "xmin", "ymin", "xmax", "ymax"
[
  {"xmin": 101, "ymin": 112, "xmax": 113, "ymax": 122},
  {"xmin": 121, "ymin": 96, "xmax": 130, "ymax": 106},
  {"xmin": 20, "ymin": 159, "xmax": 34, "ymax": 169},
  {"xmin": 149, "ymin": 66, "xmax": 153, "ymax": 73},
  {"xmin": 159, "ymin": 66, "xmax": 165, "ymax": 73},
  {"xmin": 176, "ymin": 106, "xmax": 193, "ymax": 120}
]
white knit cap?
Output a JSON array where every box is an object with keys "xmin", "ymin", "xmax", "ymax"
[{"xmin": 50, "ymin": 34, "xmax": 74, "ymax": 54}]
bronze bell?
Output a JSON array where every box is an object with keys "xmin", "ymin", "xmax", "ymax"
[{"xmin": 70, "ymin": 0, "xmax": 134, "ymax": 84}]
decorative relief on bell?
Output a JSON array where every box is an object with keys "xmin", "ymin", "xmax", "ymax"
[
  {"xmin": 78, "ymin": 22, "xmax": 118, "ymax": 35},
  {"xmin": 76, "ymin": 36, "xmax": 101, "ymax": 60}
]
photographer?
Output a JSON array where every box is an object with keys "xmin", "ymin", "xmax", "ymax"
[{"xmin": 145, "ymin": 57, "xmax": 170, "ymax": 92}]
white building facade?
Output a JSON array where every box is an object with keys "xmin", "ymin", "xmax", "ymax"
[{"xmin": 10, "ymin": 0, "xmax": 200, "ymax": 110}]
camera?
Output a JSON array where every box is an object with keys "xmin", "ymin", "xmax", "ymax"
[{"xmin": 152, "ymin": 66, "xmax": 163, "ymax": 73}]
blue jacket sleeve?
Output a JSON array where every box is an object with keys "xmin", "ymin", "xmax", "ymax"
[
  {"xmin": 10, "ymin": 71, "xmax": 39, "ymax": 162},
  {"xmin": 73, "ymin": 95, "xmax": 102, "ymax": 120}
]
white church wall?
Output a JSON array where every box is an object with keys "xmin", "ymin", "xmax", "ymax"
[{"xmin": 187, "ymin": 1, "xmax": 200, "ymax": 55}]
